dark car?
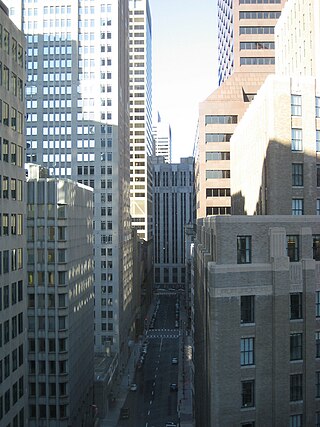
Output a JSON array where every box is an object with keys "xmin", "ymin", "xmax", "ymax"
[{"xmin": 170, "ymin": 383, "xmax": 178, "ymax": 392}]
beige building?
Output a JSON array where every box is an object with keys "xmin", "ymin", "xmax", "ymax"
[
  {"xmin": 275, "ymin": 0, "xmax": 320, "ymax": 79},
  {"xmin": 196, "ymin": 0, "xmax": 286, "ymax": 220},
  {"xmin": 231, "ymin": 74, "xmax": 320, "ymax": 216},
  {"xmin": 195, "ymin": 215, "xmax": 320, "ymax": 427}
]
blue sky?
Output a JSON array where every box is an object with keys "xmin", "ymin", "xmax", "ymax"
[{"xmin": 149, "ymin": 0, "xmax": 218, "ymax": 162}]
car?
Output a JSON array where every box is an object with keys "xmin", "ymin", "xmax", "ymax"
[
  {"xmin": 175, "ymin": 320, "xmax": 179, "ymax": 328},
  {"xmin": 130, "ymin": 383, "xmax": 137, "ymax": 391},
  {"xmin": 170, "ymin": 383, "xmax": 178, "ymax": 392},
  {"xmin": 165, "ymin": 422, "xmax": 177, "ymax": 426},
  {"xmin": 171, "ymin": 357, "xmax": 178, "ymax": 365}
]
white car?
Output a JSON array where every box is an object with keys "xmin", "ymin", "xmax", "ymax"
[
  {"xmin": 171, "ymin": 357, "xmax": 178, "ymax": 365},
  {"xmin": 130, "ymin": 383, "xmax": 137, "ymax": 391}
]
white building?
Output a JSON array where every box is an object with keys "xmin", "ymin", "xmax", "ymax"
[
  {"xmin": 275, "ymin": 0, "xmax": 320, "ymax": 79},
  {"xmin": 26, "ymin": 164, "xmax": 95, "ymax": 426},
  {"xmin": 8, "ymin": 0, "xmax": 135, "ymax": 361},
  {"xmin": 0, "ymin": 2, "xmax": 27, "ymax": 425},
  {"xmin": 153, "ymin": 112, "xmax": 172, "ymax": 163},
  {"xmin": 129, "ymin": 0, "xmax": 154, "ymax": 241}
]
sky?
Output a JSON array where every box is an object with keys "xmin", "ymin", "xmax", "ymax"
[{"xmin": 149, "ymin": 0, "xmax": 218, "ymax": 162}]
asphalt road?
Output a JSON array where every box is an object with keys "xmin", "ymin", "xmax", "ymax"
[{"xmin": 117, "ymin": 292, "xmax": 180, "ymax": 427}]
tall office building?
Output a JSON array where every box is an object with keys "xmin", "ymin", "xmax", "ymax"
[
  {"xmin": 26, "ymin": 164, "xmax": 95, "ymax": 426},
  {"xmin": 195, "ymin": 0, "xmax": 286, "ymax": 220},
  {"xmin": 8, "ymin": 0, "xmax": 135, "ymax": 362},
  {"xmin": 153, "ymin": 157, "xmax": 195, "ymax": 287},
  {"xmin": 218, "ymin": 0, "xmax": 285, "ymax": 85},
  {"xmin": 194, "ymin": 1, "xmax": 320, "ymax": 425},
  {"xmin": 129, "ymin": 0, "xmax": 153, "ymax": 241},
  {"xmin": 153, "ymin": 112, "xmax": 172, "ymax": 163},
  {"xmin": 0, "ymin": 2, "xmax": 27, "ymax": 426}
]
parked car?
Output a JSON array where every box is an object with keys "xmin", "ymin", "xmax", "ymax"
[
  {"xmin": 165, "ymin": 422, "xmax": 177, "ymax": 427},
  {"xmin": 171, "ymin": 357, "xmax": 178, "ymax": 365}
]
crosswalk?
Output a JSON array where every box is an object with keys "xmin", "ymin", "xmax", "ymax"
[{"xmin": 146, "ymin": 328, "xmax": 181, "ymax": 339}]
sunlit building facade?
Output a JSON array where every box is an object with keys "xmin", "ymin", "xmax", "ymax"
[
  {"xmin": 195, "ymin": 0, "xmax": 286, "ymax": 220},
  {"xmin": 8, "ymin": 0, "xmax": 135, "ymax": 363},
  {"xmin": 153, "ymin": 112, "xmax": 172, "ymax": 163},
  {"xmin": 0, "ymin": 2, "xmax": 27, "ymax": 426},
  {"xmin": 217, "ymin": 0, "xmax": 286, "ymax": 85},
  {"xmin": 129, "ymin": 0, "xmax": 154, "ymax": 241},
  {"xmin": 26, "ymin": 164, "xmax": 95, "ymax": 426}
]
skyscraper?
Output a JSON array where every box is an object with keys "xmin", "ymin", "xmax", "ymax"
[
  {"xmin": 8, "ymin": 0, "xmax": 135, "ymax": 363},
  {"xmin": 0, "ymin": 2, "xmax": 27, "ymax": 425},
  {"xmin": 26, "ymin": 164, "xmax": 95, "ymax": 426},
  {"xmin": 217, "ymin": 0, "xmax": 286, "ymax": 85},
  {"xmin": 129, "ymin": 0, "xmax": 154, "ymax": 241},
  {"xmin": 195, "ymin": 0, "xmax": 286, "ymax": 220},
  {"xmin": 153, "ymin": 112, "xmax": 172, "ymax": 163}
]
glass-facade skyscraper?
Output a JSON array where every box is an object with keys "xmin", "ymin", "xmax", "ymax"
[{"xmin": 8, "ymin": 0, "xmax": 135, "ymax": 361}]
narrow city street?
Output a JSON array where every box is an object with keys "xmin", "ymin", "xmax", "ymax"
[{"xmin": 116, "ymin": 292, "xmax": 181, "ymax": 427}]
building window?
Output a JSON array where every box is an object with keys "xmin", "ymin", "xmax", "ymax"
[
  {"xmin": 290, "ymin": 374, "xmax": 303, "ymax": 401},
  {"xmin": 292, "ymin": 199, "xmax": 304, "ymax": 215},
  {"xmin": 292, "ymin": 128, "xmax": 302, "ymax": 151},
  {"xmin": 316, "ymin": 96, "xmax": 320, "ymax": 117},
  {"xmin": 316, "ymin": 372, "xmax": 320, "ymax": 398},
  {"xmin": 290, "ymin": 293, "xmax": 302, "ymax": 320},
  {"xmin": 317, "ymin": 165, "xmax": 320, "ymax": 187},
  {"xmin": 290, "ymin": 333, "xmax": 302, "ymax": 361},
  {"xmin": 316, "ymin": 130, "xmax": 320, "ymax": 152},
  {"xmin": 291, "ymin": 95, "xmax": 302, "ymax": 116},
  {"xmin": 292, "ymin": 163, "xmax": 303, "ymax": 186},
  {"xmin": 241, "ymin": 380, "xmax": 255, "ymax": 408},
  {"xmin": 241, "ymin": 295, "xmax": 254, "ymax": 324},
  {"xmin": 240, "ymin": 337, "xmax": 254, "ymax": 365},
  {"xmin": 316, "ymin": 332, "xmax": 320, "ymax": 358},
  {"xmin": 317, "ymin": 199, "xmax": 320, "ymax": 215},
  {"xmin": 290, "ymin": 415, "xmax": 302, "ymax": 427},
  {"xmin": 316, "ymin": 412, "xmax": 320, "ymax": 427},
  {"xmin": 316, "ymin": 291, "xmax": 320, "ymax": 318},
  {"xmin": 237, "ymin": 236, "xmax": 252, "ymax": 264},
  {"xmin": 287, "ymin": 235, "xmax": 299, "ymax": 262},
  {"xmin": 313, "ymin": 235, "xmax": 320, "ymax": 261}
]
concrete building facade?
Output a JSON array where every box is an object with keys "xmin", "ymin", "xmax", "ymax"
[
  {"xmin": 196, "ymin": 0, "xmax": 286, "ymax": 220},
  {"xmin": 218, "ymin": 0, "xmax": 286, "ymax": 85},
  {"xmin": 275, "ymin": 0, "xmax": 320, "ymax": 79},
  {"xmin": 153, "ymin": 157, "xmax": 195, "ymax": 287},
  {"xmin": 8, "ymin": 0, "xmax": 136, "ymax": 364},
  {"xmin": 195, "ymin": 215, "xmax": 320, "ymax": 427},
  {"xmin": 26, "ymin": 164, "xmax": 95, "ymax": 426},
  {"xmin": 129, "ymin": 0, "xmax": 154, "ymax": 241},
  {"xmin": 230, "ymin": 74, "xmax": 320, "ymax": 216},
  {"xmin": 0, "ymin": 3, "xmax": 27, "ymax": 425}
]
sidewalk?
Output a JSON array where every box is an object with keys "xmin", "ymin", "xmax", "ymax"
[{"xmin": 100, "ymin": 342, "xmax": 139, "ymax": 427}]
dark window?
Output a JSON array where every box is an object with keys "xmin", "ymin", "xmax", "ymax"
[
  {"xmin": 292, "ymin": 163, "xmax": 303, "ymax": 186},
  {"xmin": 316, "ymin": 332, "xmax": 320, "ymax": 358},
  {"xmin": 290, "ymin": 333, "xmax": 302, "ymax": 360},
  {"xmin": 313, "ymin": 235, "xmax": 320, "ymax": 261},
  {"xmin": 237, "ymin": 236, "xmax": 252, "ymax": 264},
  {"xmin": 241, "ymin": 380, "xmax": 255, "ymax": 407},
  {"xmin": 241, "ymin": 296, "xmax": 254, "ymax": 323},
  {"xmin": 316, "ymin": 372, "xmax": 320, "ymax": 398},
  {"xmin": 287, "ymin": 235, "xmax": 299, "ymax": 262},
  {"xmin": 290, "ymin": 374, "xmax": 303, "ymax": 401},
  {"xmin": 290, "ymin": 293, "xmax": 302, "ymax": 320}
]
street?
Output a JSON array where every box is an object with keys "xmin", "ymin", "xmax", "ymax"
[{"xmin": 117, "ymin": 292, "xmax": 181, "ymax": 427}]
